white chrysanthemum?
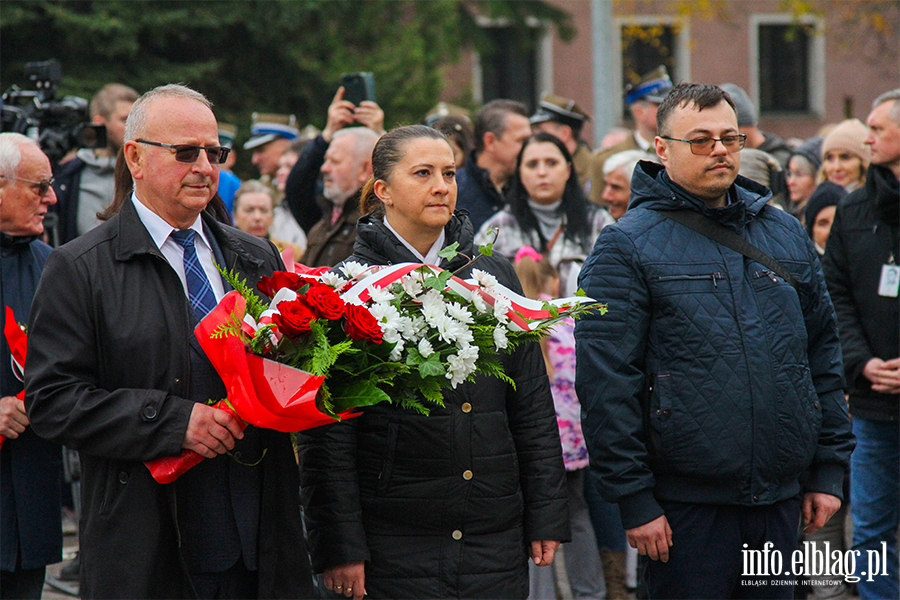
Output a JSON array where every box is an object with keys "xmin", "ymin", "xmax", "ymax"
[
  {"xmin": 446, "ymin": 301, "xmax": 474, "ymax": 325},
  {"xmin": 446, "ymin": 356, "xmax": 468, "ymax": 388},
  {"xmin": 458, "ymin": 344, "xmax": 479, "ymax": 362},
  {"xmin": 382, "ymin": 328, "xmax": 402, "ymax": 345},
  {"xmin": 493, "ymin": 294, "xmax": 512, "ymax": 324},
  {"xmin": 369, "ymin": 302, "xmax": 401, "ymax": 333},
  {"xmin": 369, "ymin": 286, "xmax": 394, "ymax": 304},
  {"xmin": 455, "ymin": 328, "xmax": 474, "ymax": 349},
  {"xmin": 339, "ymin": 261, "xmax": 370, "ymax": 280},
  {"xmin": 435, "ymin": 314, "xmax": 469, "ymax": 345},
  {"xmin": 400, "ymin": 274, "xmax": 424, "ymax": 298},
  {"xmin": 401, "ymin": 315, "xmax": 428, "ymax": 340},
  {"xmin": 470, "ymin": 290, "xmax": 490, "ymax": 314},
  {"xmin": 389, "ymin": 340, "xmax": 404, "ymax": 362},
  {"xmin": 319, "ymin": 271, "xmax": 348, "ymax": 288},
  {"xmin": 421, "ymin": 289, "xmax": 446, "ymax": 322},
  {"xmin": 472, "ymin": 269, "xmax": 498, "ymax": 291},
  {"xmin": 493, "ymin": 325, "xmax": 509, "ymax": 350},
  {"xmin": 418, "ymin": 338, "xmax": 434, "ymax": 358},
  {"xmin": 446, "ymin": 346, "xmax": 479, "ymax": 388}
]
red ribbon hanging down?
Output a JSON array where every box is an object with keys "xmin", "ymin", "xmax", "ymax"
[
  {"xmin": 144, "ymin": 291, "xmax": 357, "ymax": 484},
  {"xmin": 2, "ymin": 306, "xmax": 29, "ymax": 450}
]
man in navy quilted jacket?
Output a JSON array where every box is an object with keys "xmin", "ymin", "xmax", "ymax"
[{"xmin": 575, "ymin": 83, "xmax": 855, "ymax": 599}]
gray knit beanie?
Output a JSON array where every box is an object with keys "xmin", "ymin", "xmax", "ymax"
[{"xmin": 720, "ymin": 83, "xmax": 758, "ymax": 127}]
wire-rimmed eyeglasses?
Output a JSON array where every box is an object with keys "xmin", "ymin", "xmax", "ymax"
[
  {"xmin": 659, "ymin": 134, "xmax": 747, "ymax": 155},
  {"xmin": 0, "ymin": 175, "xmax": 55, "ymax": 197}
]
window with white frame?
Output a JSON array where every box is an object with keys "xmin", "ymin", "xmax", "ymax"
[{"xmin": 751, "ymin": 14, "xmax": 824, "ymax": 116}]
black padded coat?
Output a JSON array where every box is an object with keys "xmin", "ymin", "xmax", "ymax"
[{"xmin": 298, "ymin": 212, "xmax": 570, "ymax": 599}]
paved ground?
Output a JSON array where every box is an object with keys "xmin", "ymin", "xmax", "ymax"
[{"xmin": 42, "ymin": 531, "xmax": 79, "ymax": 600}]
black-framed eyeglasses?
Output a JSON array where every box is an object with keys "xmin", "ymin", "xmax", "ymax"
[
  {"xmin": 135, "ymin": 139, "xmax": 231, "ymax": 164},
  {"xmin": 0, "ymin": 174, "xmax": 55, "ymax": 197},
  {"xmin": 660, "ymin": 134, "xmax": 747, "ymax": 155}
]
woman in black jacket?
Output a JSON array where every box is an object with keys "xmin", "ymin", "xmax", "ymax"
[{"xmin": 298, "ymin": 125, "xmax": 569, "ymax": 599}]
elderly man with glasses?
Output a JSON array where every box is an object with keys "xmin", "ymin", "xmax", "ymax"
[
  {"xmin": 575, "ymin": 83, "xmax": 854, "ymax": 599},
  {"xmin": 0, "ymin": 132, "xmax": 62, "ymax": 599},
  {"xmin": 24, "ymin": 84, "xmax": 313, "ymax": 599}
]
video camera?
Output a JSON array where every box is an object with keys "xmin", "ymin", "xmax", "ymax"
[{"xmin": 1, "ymin": 59, "xmax": 106, "ymax": 165}]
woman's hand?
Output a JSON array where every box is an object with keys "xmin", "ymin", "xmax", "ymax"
[
  {"xmin": 324, "ymin": 561, "xmax": 366, "ymax": 599},
  {"xmin": 529, "ymin": 540, "xmax": 561, "ymax": 566}
]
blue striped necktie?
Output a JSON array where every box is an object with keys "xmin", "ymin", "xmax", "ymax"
[{"xmin": 169, "ymin": 229, "xmax": 217, "ymax": 319}]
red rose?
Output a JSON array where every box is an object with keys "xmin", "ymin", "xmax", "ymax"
[
  {"xmin": 258, "ymin": 272, "xmax": 311, "ymax": 298},
  {"xmin": 273, "ymin": 299, "xmax": 316, "ymax": 340},
  {"xmin": 305, "ymin": 284, "xmax": 345, "ymax": 320},
  {"xmin": 343, "ymin": 304, "xmax": 383, "ymax": 343}
]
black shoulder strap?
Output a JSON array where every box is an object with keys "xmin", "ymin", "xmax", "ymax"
[{"xmin": 660, "ymin": 209, "xmax": 799, "ymax": 291}]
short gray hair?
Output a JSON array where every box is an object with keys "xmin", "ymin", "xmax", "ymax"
[
  {"xmin": 872, "ymin": 89, "xmax": 900, "ymax": 124},
  {"xmin": 0, "ymin": 132, "xmax": 39, "ymax": 178},
  {"xmin": 124, "ymin": 84, "xmax": 212, "ymax": 142},
  {"xmin": 332, "ymin": 127, "xmax": 380, "ymax": 166},
  {"xmin": 603, "ymin": 149, "xmax": 657, "ymax": 181}
]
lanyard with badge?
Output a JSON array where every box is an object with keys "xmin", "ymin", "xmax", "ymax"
[{"xmin": 878, "ymin": 224, "xmax": 900, "ymax": 298}]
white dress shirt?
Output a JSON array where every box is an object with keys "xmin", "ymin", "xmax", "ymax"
[
  {"xmin": 131, "ymin": 194, "xmax": 226, "ymax": 303},
  {"xmin": 384, "ymin": 217, "xmax": 447, "ymax": 266}
]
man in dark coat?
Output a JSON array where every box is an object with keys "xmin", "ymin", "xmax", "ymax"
[
  {"xmin": 0, "ymin": 133, "xmax": 62, "ymax": 599},
  {"xmin": 822, "ymin": 88, "xmax": 900, "ymax": 599},
  {"xmin": 575, "ymin": 83, "xmax": 854, "ymax": 599},
  {"xmin": 455, "ymin": 99, "xmax": 531, "ymax": 232},
  {"xmin": 24, "ymin": 84, "xmax": 312, "ymax": 599},
  {"xmin": 283, "ymin": 87, "xmax": 382, "ymax": 267}
]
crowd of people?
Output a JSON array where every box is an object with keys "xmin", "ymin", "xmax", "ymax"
[{"xmin": 0, "ymin": 66, "xmax": 897, "ymax": 600}]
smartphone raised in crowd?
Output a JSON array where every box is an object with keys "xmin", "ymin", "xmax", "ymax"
[{"xmin": 341, "ymin": 72, "xmax": 377, "ymax": 106}]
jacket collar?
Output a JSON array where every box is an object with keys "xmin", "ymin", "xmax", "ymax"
[
  {"xmin": 866, "ymin": 164, "xmax": 900, "ymax": 226},
  {"xmin": 113, "ymin": 197, "xmax": 263, "ymax": 271},
  {"xmin": 353, "ymin": 211, "xmax": 475, "ymax": 270},
  {"xmin": 630, "ymin": 160, "xmax": 772, "ymax": 228}
]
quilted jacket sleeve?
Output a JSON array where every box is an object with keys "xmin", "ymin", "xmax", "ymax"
[
  {"xmin": 800, "ymin": 231, "xmax": 855, "ymax": 499},
  {"xmin": 574, "ymin": 226, "xmax": 662, "ymax": 530}
]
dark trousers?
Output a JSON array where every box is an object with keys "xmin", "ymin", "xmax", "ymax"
[
  {"xmin": 0, "ymin": 567, "xmax": 46, "ymax": 600},
  {"xmin": 190, "ymin": 560, "xmax": 258, "ymax": 600},
  {"xmin": 642, "ymin": 496, "xmax": 801, "ymax": 600}
]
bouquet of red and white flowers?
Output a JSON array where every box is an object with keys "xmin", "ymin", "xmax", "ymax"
[
  {"xmin": 237, "ymin": 244, "xmax": 601, "ymax": 417},
  {"xmin": 145, "ymin": 244, "xmax": 603, "ymax": 483}
]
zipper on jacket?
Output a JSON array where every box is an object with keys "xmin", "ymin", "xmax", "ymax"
[
  {"xmin": 656, "ymin": 272, "xmax": 726, "ymax": 288},
  {"xmin": 755, "ymin": 269, "xmax": 780, "ymax": 284}
]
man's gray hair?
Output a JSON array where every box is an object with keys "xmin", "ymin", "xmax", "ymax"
[
  {"xmin": 603, "ymin": 149, "xmax": 657, "ymax": 181},
  {"xmin": 124, "ymin": 84, "xmax": 212, "ymax": 143},
  {"xmin": 332, "ymin": 127, "xmax": 380, "ymax": 166},
  {"xmin": 872, "ymin": 89, "xmax": 900, "ymax": 124},
  {"xmin": 0, "ymin": 132, "xmax": 39, "ymax": 178}
]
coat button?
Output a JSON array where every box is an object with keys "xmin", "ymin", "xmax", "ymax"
[
  {"xmin": 142, "ymin": 405, "xmax": 158, "ymax": 420},
  {"xmin": 452, "ymin": 530, "xmax": 463, "ymax": 540},
  {"xmin": 461, "ymin": 402, "xmax": 472, "ymax": 413},
  {"xmin": 118, "ymin": 471, "xmax": 129, "ymax": 484},
  {"xmin": 753, "ymin": 495, "xmax": 759, "ymax": 502},
  {"xmin": 463, "ymin": 470, "xmax": 473, "ymax": 480},
  {"xmin": 174, "ymin": 378, "xmax": 182, "ymax": 385}
]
